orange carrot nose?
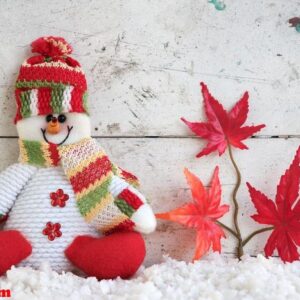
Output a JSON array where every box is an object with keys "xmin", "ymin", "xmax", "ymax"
[{"xmin": 46, "ymin": 118, "xmax": 60, "ymax": 135}]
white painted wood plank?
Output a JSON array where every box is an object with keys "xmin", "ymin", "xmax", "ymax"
[
  {"xmin": 0, "ymin": 137, "xmax": 298, "ymax": 265},
  {"xmin": 0, "ymin": 0, "xmax": 299, "ymax": 136}
]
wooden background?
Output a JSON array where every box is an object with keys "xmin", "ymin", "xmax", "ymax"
[{"xmin": 0, "ymin": 0, "xmax": 299, "ymax": 265}]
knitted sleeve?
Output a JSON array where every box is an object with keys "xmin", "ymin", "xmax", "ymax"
[
  {"xmin": 58, "ymin": 138, "xmax": 156, "ymax": 235},
  {"xmin": 0, "ymin": 163, "xmax": 37, "ymax": 218},
  {"xmin": 108, "ymin": 175, "xmax": 156, "ymax": 234}
]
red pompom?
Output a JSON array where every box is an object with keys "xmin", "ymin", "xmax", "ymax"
[
  {"xmin": 31, "ymin": 36, "xmax": 73, "ymax": 57},
  {"xmin": 65, "ymin": 232, "xmax": 146, "ymax": 279}
]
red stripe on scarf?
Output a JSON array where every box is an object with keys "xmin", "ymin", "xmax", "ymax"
[
  {"xmin": 48, "ymin": 143, "xmax": 60, "ymax": 166},
  {"xmin": 120, "ymin": 169, "xmax": 139, "ymax": 186},
  {"xmin": 104, "ymin": 219, "xmax": 135, "ymax": 235},
  {"xmin": 70, "ymin": 155, "xmax": 112, "ymax": 193},
  {"xmin": 120, "ymin": 169, "xmax": 138, "ymax": 181}
]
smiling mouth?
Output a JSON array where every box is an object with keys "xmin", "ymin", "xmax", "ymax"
[{"xmin": 41, "ymin": 126, "xmax": 73, "ymax": 146}]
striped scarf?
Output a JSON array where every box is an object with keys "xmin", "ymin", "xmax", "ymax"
[
  {"xmin": 19, "ymin": 139, "xmax": 60, "ymax": 167},
  {"xmin": 19, "ymin": 138, "xmax": 140, "ymax": 234}
]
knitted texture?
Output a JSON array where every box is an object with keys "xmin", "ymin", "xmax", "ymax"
[
  {"xmin": 112, "ymin": 165, "xmax": 140, "ymax": 188},
  {"xmin": 0, "ymin": 163, "xmax": 37, "ymax": 217},
  {"xmin": 18, "ymin": 138, "xmax": 139, "ymax": 189},
  {"xmin": 4, "ymin": 166, "xmax": 99, "ymax": 272},
  {"xmin": 19, "ymin": 140, "xmax": 60, "ymax": 167},
  {"xmin": 15, "ymin": 36, "xmax": 88, "ymax": 123},
  {"xmin": 58, "ymin": 138, "xmax": 144, "ymax": 234},
  {"xmin": 2, "ymin": 161, "xmax": 145, "ymax": 272}
]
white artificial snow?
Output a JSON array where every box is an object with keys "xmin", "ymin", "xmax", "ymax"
[{"xmin": 1, "ymin": 254, "xmax": 300, "ymax": 300}]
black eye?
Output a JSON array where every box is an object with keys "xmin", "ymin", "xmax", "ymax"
[
  {"xmin": 58, "ymin": 114, "xmax": 67, "ymax": 123},
  {"xmin": 46, "ymin": 114, "xmax": 53, "ymax": 122}
]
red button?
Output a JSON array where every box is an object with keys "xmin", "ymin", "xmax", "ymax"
[
  {"xmin": 42, "ymin": 222, "xmax": 62, "ymax": 241},
  {"xmin": 50, "ymin": 189, "xmax": 69, "ymax": 208}
]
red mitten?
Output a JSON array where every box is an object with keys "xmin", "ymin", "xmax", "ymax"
[
  {"xmin": 0, "ymin": 230, "xmax": 32, "ymax": 275},
  {"xmin": 65, "ymin": 232, "xmax": 146, "ymax": 279}
]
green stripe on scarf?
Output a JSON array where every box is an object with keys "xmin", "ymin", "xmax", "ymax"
[
  {"xmin": 20, "ymin": 90, "xmax": 32, "ymax": 118},
  {"xmin": 23, "ymin": 140, "xmax": 46, "ymax": 166},
  {"xmin": 77, "ymin": 178, "xmax": 112, "ymax": 216}
]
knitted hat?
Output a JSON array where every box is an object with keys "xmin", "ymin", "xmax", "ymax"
[{"xmin": 14, "ymin": 36, "xmax": 88, "ymax": 123}]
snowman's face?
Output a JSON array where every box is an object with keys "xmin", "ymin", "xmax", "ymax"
[{"xmin": 16, "ymin": 113, "xmax": 91, "ymax": 145}]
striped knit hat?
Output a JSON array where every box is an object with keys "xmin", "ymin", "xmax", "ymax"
[{"xmin": 15, "ymin": 36, "xmax": 88, "ymax": 123}]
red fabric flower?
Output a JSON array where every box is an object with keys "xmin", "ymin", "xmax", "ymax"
[
  {"xmin": 50, "ymin": 189, "xmax": 69, "ymax": 208},
  {"xmin": 156, "ymin": 167, "xmax": 229, "ymax": 260},
  {"xmin": 181, "ymin": 82, "xmax": 265, "ymax": 158},
  {"xmin": 247, "ymin": 146, "xmax": 300, "ymax": 262},
  {"xmin": 42, "ymin": 222, "xmax": 62, "ymax": 241}
]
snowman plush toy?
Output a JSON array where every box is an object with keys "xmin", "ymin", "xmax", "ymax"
[{"xmin": 0, "ymin": 36, "xmax": 156, "ymax": 280}]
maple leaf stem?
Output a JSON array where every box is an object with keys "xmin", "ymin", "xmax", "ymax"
[
  {"xmin": 242, "ymin": 227, "xmax": 274, "ymax": 247},
  {"xmin": 216, "ymin": 221, "xmax": 239, "ymax": 239},
  {"xmin": 227, "ymin": 143, "xmax": 243, "ymax": 259}
]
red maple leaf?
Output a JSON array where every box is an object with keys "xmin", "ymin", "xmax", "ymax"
[
  {"xmin": 247, "ymin": 146, "xmax": 300, "ymax": 262},
  {"xmin": 181, "ymin": 82, "xmax": 265, "ymax": 158},
  {"xmin": 156, "ymin": 167, "xmax": 229, "ymax": 260}
]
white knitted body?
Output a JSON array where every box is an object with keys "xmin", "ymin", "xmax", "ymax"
[
  {"xmin": 3, "ymin": 165, "xmax": 99, "ymax": 272},
  {"xmin": 0, "ymin": 161, "xmax": 156, "ymax": 272}
]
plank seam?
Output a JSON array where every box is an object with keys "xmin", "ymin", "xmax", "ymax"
[{"xmin": 0, "ymin": 136, "xmax": 299, "ymax": 139}]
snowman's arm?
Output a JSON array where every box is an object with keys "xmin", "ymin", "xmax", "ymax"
[
  {"xmin": 0, "ymin": 163, "xmax": 37, "ymax": 218},
  {"xmin": 109, "ymin": 175, "xmax": 157, "ymax": 234}
]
